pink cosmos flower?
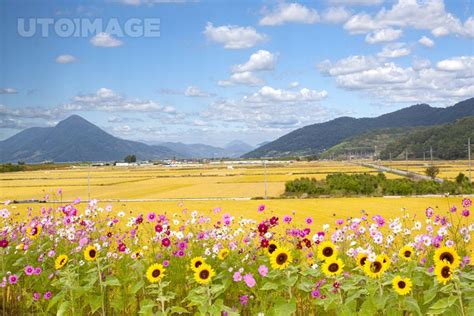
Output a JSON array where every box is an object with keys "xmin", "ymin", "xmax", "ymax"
[
  {"xmin": 24, "ymin": 266, "xmax": 34, "ymax": 276},
  {"xmin": 33, "ymin": 292, "xmax": 41, "ymax": 301},
  {"xmin": 258, "ymin": 265, "xmax": 268, "ymax": 277},
  {"xmin": 44, "ymin": 291, "xmax": 52, "ymax": 300},
  {"xmin": 306, "ymin": 217, "xmax": 313, "ymax": 225},
  {"xmin": 233, "ymin": 271, "xmax": 242, "ymax": 282},
  {"xmin": 34, "ymin": 267, "xmax": 42, "ymax": 275},
  {"xmin": 283, "ymin": 215, "xmax": 292, "ymax": 224},
  {"xmin": 8, "ymin": 274, "xmax": 18, "ymax": 285},
  {"xmin": 243, "ymin": 273, "xmax": 256, "ymax": 288},
  {"xmin": 462, "ymin": 209, "xmax": 470, "ymax": 217},
  {"xmin": 258, "ymin": 204, "xmax": 265, "ymax": 212},
  {"xmin": 147, "ymin": 212, "xmax": 156, "ymax": 222}
]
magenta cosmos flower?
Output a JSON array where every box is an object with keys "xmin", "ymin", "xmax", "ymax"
[
  {"xmin": 43, "ymin": 291, "xmax": 52, "ymax": 300},
  {"xmin": 147, "ymin": 212, "xmax": 156, "ymax": 222},
  {"xmin": 24, "ymin": 265, "xmax": 34, "ymax": 276},
  {"xmin": 233, "ymin": 271, "xmax": 242, "ymax": 282},
  {"xmin": 305, "ymin": 217, "xmax": 313, "ymax": 225},
  {"xmin": 258, "ymin": 204, "xmax": 265, "ymax": 212},
  {"xmin": 243, "ymin": 273, "xmax": 256, "ymax": 288},
  {"xmin": 283, "ymin": 215, "xmax": 292, "ymax": 224},
  {"xmin": 161, "ymin": 238, "xmax": 171, "ymax": 247},
  {"xmin": 8, "ymin": 274, "xmax": 18, "ymax": 284}
]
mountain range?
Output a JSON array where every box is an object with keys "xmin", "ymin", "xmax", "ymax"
[
  {"xmin": 0, "ymin": 115, "xmax": 253, "ymax": 162},
  {"xmin": 243, "ymin": 97, "xmax": 474, "ymax": 158}
]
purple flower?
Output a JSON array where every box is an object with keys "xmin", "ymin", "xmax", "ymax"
[
  {"xmin": 161, "ymin": 238, "xmax": 171, "ymax": 247},
  {"xmin": 311, "ymin": 289, "xmax": 321, "ymax": 298},
  {"xmin": 33, "ymin": 292, "xmax": 41, "ymax": 301},
  {"xmin": 233, "ymin": 272, "xmax": 242, "ymax": 282},
  {"xmin": 306, "ymin": 217, "xmax": 313, "ymax": 225},
  {"xmin": 425, "ymin": 207, "xmax": 434, "ymax": 218},
  {"xmin": 462, "ymin": 198, "xmax": 472, "ymax": 208},
  {"xmin": 43, "ymin": 291, "xmax": 52, "ymax": 300},
  {"xmin": 462, "ymin": 209, "xmax": 470, "ymax": 217},
  {"xmin": 372, "ymin": 215, "xmax": 385, "ymax": 227},
  {"xmin": 24, "ymin": 265, "xmax": 34, "ymax": 276},
  {"xmin": 258, "ymin": 204, "xmax": 265, "ymax": 212},
  {"xmin": 8, "ymin": 274, "xmax": 18, "ymax": 285},
  {"xmin": 162, "ymin": 260, "xmax": 170, "ymax": 267},
  {"xmin": 147, "ymin": 212, "xmax": 156, "ymax": 222},
  {"xmin": 283, "ymin": 215, "xmax": 292, "ymax": 224},
  {"xmin": 258, "ymin": 265, "xmax": 268, "ymax": 277},
  {"xmin": 0, "ymin": 239, "xmax": 8, "ymax": 248},
  {"xmin": 450, "ymin": 206, "xmax": 457, "ymax": 213},
  {"xmin": 336, "ymin": 219, "xmax": 344, "ymax": 225},
  {"xmin": 34, "ymin": 267, "xmax": 42, "ymax": 275},
  {"xmin": 243, "ymin": 273, "xmax": 256, "ymax": 288},
  {"xmin": 239, "ymin": 295, "xmax": 249, "ymax": 305},
  {"xmin": 428, "ymin": 266, "xmax": 434, "ymax": 273}
]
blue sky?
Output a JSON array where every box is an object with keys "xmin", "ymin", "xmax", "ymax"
[{"xmin": 1, "ymin": 0, "xmax": 473, "ymax": 146}]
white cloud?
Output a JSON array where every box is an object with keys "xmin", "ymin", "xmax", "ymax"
[
  {"xmin": 418, "ymin": 36, "xmax": 435, "ymax": 47},
  {"xmin": 365, "ymin": 28, "xmax": 402, "ymax": 44},
  {"xmin": 343, "ymin": 0, "xmax": 473, "ymax": 38},
  {"xmin": 203, "ymin": 23, "xmax": 267, "ymax": 49},
  {"xmin": 318, "ymin": 54, "xmax": 474, "ymax": 104},
  {"xmin": 321, "ymin": 7, "xmax": 352, "ymax": 24},
  {"xmin": 231, "ymin": 50, "xmax": 276, "ymax": 73},
  {"xmin": 244, "ymin": 86, "xmax": 328, "ymax": 103},
  {"xmin": 0, "ymin": 88, "xmax": 18, "ymax": 94},
  {"xmin": 184, "ymin": 86, "xmax": 211, "ymax": 97},
  {"xmin": 288, "ymin": 81, "xmax": 300, "ymax": 88},
  {"xmin": 259, "ymin": 3, "xmax": 319, "ymax": 26},
  {"xmin": 377, "ymin": 43, "xmax": 410, "ymax": 58},
  {"xmin": 327, "ymin": 0, "xmax": 382, "ymax": 5},
  {"xmin": 55, "ymin": 54, "xmax": 78, "ymax": 64},
  {"xmin": 90, "ymin": 33, "xmax": 123, "ymax": 48},
  {"xmin": 218, "ymin": 71, "xmax": 264, "ymax": 86}
]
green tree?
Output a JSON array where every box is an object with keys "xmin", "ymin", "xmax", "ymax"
[
  {"xmin": 425, "ymin": 166, "xmax": 440, "ymax": 179},
  {"xmin": 124, "ymin": 155, "xmax": 137, "ymax": 163}
]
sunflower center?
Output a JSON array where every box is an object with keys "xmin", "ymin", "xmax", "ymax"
[
  {"xmin": 194, "ymin": 261, "xmax": 202, "ymax": 268},
  {"xmin": 199, "ymin": 269, "xmax": 210, "ymax": 279},
  {"xmin": 60, "ymin": 258, "xmax": 65, "ymax": 265},
  {"xmin": 397, "ymin": 281, "xmax": 406, "ymax": 289},
  {"xmin": 360, "ymin": 257, "xmax": 367, "ymax": 266},
  {"xmin": 404, "ymin": 251, "xmax": 411, "ymax": 257},
  {"xmin": 372, "ymin": 261, "xmax": 382, "ymax": 273},
  {"xmin": 440, "ymin": 252, "xmax": 454, "ymax": 264},
  {"xmin": 31, "ymin": 227, "xmax": 38, "ymax": 235},
  {"xmin": 323, "ymin": 247, "xmax": 333, "ymax": 257},
  {"xmin": 328, "ymin": 263, "xmax": 339, "ymax": 272},
  {"xmin": 89, "ymin": 249, "xmax": 96, "ymax": 258},
  {"xmin": 276, "ymin": 253, "xmax": 288, "ymax": 265},
  {"xmin": 152, "ymin": 269, "xmax": 161, "ymax": 278},
  {"xmin": 441, "ymin": 266, "xmax": 451, "ymax": 278},
  {"xmin": 268, "ymin": 244, "xmax": 277, "ymax": 254}
]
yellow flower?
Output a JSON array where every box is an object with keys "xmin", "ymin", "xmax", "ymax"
[
  {"xmin": 190, "ymin": 256, "xmax": 205, "ymax": 271},
  {"xmin": 193, "ymin": 263, "xmax": 215, "ymax": 285},
  {"xmin": 398, "ymin": 245, "xmax": 415, "ymax": 261},
  {"xmin": 322, "ymin": 257, "xmax": 344, "ymax": 276},
  {"xmin": 434, "ymin": 262, "xmax": 454, "ymax": 285},
  {"xmin": 84, "ymin": 245, "xmax": 98, "ymax": 261},
  {"xmin": 433, "ymin": 246, "xmax": 460, "ymax": 269},
  {"xmin": 356, "ymin": 253, "xmax": 368, "ymax": 268},
  {"xmin": 218, "ymin": 248, "xmax": 229, "ymax": 260},
  {"xmin": 363, "ymin": 257, "xmax": 384, "ymax": 279},
  {"xmin": 270, "ymin": 247, "xmax": 293, "ymax": 270},
  {"xmin": 379, "ymin": 254, "xmax": 391, "ymax": 272},
  {"xmin": 55, "ymin": 255, "xmax": 68, "ymax": 270},
  {"xmin": 317, "ymin": 241, "xmax": 338, "ymax": 261},
  {"xmin": 392, "ymin": 276, "xmax": 412, "ymax": 295},
  {"xmin": 146, "ymin": 263, "xmax": 165, "ymax": 283},
  {"xmin": 26, "ymin": 225, "xmax": 42, "ymax": 240}
]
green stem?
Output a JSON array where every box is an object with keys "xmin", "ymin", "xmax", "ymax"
[
  {"xmin": 454, "ymin": 278, "xmax": 466, "ymax": 316},
  {"xmin": 96, "ymin": 258, "xmax": 106, "ymax": 316},
  {"xmin": 159, "ymin": 281, "xmax": 165, "ymax": 314}
]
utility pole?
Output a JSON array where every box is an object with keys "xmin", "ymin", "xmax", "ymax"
[
  {"xmin": 405, "ymin": 150, "xmax": 408, "ymax": 171},
  {"xmin": 423, "ymin": 151, "xmax": 425, "ymax": 161},
  {"xmin": 263, "ymin": 160, "xmax": 268, "ymax": 199},
  {"xmin": 87, "ymin": 165, "xmax": 91, "ymax": 201},
  {"xmin": 469, "ymin": 138, "xmax": 472, "ymax": 184},
  {"xmin": 430, "ymin": 146, "xmax": 433, "ymax": 163}
]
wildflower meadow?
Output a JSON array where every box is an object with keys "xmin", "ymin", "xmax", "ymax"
[{"xmin": 0, "ymin": 196, "xmax": 473, "ymax": 315}]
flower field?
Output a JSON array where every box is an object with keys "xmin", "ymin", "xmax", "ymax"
[{"xmin": 1, "ymin": 197, "xmax": 473, "ymax": 315}]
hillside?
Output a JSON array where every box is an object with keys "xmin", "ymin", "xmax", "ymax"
[
  {"xmin": 0, "ymin": 115, "xmax": 180, "ymax": 163},
  {"xmin": 243, "ymin": 97, "xmax": 474, "ymax": 158}
]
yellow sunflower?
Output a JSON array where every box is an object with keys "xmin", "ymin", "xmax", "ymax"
[
  {"xmin": 55, "ymin": 254, "xmax": 68, "ymax": 270},
  {"xmin": 26, "ymin": 225, "xmax": 42, "ymax": 240},
  {"xmin": 317, "ymin": 241, "xmax": 338, "ymax": 261},
  {"xmin": 146, "ymin": 263, "xmax": 165, "ymax": 283},
  {"xmin": 434, "ymin": 262, "xmax": 454, "ymax": 285},
  {"xmin": 379, "ymin": 254, "xmax": 391, "ymax": 272},
  {"xmin": 218, "ymin": 248, "xmax": 230, "ymax": 260},
  {"xmin": 267, "ymin": 241, "xmax": 280, "ymax": 255},
  {"xmin": 190, "ymin": 257, "xmax": 206, "ymax": 271},
  {"xmin": 322, "ymin": 257, "xmax": 344, "ymax": 276},
  {"xmin": 364, "ymin": 257, "xmax": 385, "ymax": 279},
  {"xmin": 84, "ymin": 245, "xmax": 98, "ymax": 261},
  {"xmin": 270, "ymin": 247, "xmax": 293, "ymax": 270},
  {"xmin": 356, "ymin": 253, "xmax": 368, "ymax": 268},
  {"xmin": 392, "ymin": 276, "xmax": 412, "ymax": 295},
  {"xmin": 193, "ymin": 263, "xmax": 215, "ymax": 285},
  {"xmin": 398, "ymin": 245, "xmax": 415, "ymax": 261},
  {"xmin": 433, "ymin": 246, "xmax": 460, "ymax": 269}
]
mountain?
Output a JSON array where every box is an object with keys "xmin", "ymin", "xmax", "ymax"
[
  {"xmin": 243, "ymin": 97, "xmax": 474, "ymax": 158},
  {"xmin": 0, "ymin": 115, "xmax": 180, "ymax": 163},
  {"xmin": 224, "ymin": 140, "xmax": 254, "ymax": 158},
  {"xmin": 159, "ymin": 142, "xmax": 228, "ymax": 159}
]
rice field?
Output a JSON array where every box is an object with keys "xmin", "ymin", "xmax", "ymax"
[{"xmin": 378, "ymin": 160, "xmax": 472, "ymax": 180}]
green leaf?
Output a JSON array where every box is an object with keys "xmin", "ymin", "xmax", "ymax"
[
  {"xmin": 169, "ymin": 306, "xmax": 190, "ymax": 314},
  {"xmin": 131, "ymin": 279, "xmax": 145, "ymax": 294},
  {"xmin": 261, "ymin": 282, "xmax": 279, "ymax": 291},
  {"xmin": 56, "ymin": 301, "xmax": 70, "ymax": 316},
  {"xmin": 428, "ymin": 295, "xmax": 458, "ymax": 314},
  {"xmin": 404, "ymin": 296, "xmax": 422, "ymax": 316},
  {"xmin": 423, "ymin": 286, "xmax": 438, "ymax": 304},
  {"xmin": 271, "ymin": 298, "xmax": 297, "ymax": 316},
  {"xmin": 359, "ymin": 296, "xmax": 377, "ymax": 316},
  {"xmin": 104, "ymin": 276, "xmax": 121, "ymax": 286},
  {"xmin": 138, "ymin": 298, "xmax": 155, "ymax": 315},
  {"xmin": 88, "ymin": 295, "xmax": 102, "ymax": 314}
]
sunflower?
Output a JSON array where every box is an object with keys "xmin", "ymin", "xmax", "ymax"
[
  {"xmin": 218, "ymin": 248, "xmax": 230, "ymax": 260},
  {"xmin": 84, "ymin": 245, "xmax": 98, "ymax": 261},
  {"xmin": 317, "ymin": 241, "xmax": 338, "ymax": 261},
  {"xmin": 146, "ymin": 263, "xmax": 165, "ymax": 283},
  {"xmin": 267, "ymin": 241, "xmax": 280, "ymax": 255},
  {"xmin": 392, "ymin": 276, "xmax": 412, "ymax": 295},
  {"xmin": 434, "ymin": 262, "xmax": 454, "ymax": 285},
  {"xmin": 26, "ymin": 225, "xmax": 42, "ymax": 240},
  {"xmin": 356, "ymin": 253, "xmax": 368, "ymax": 268},
  {"xmin": 322, "ymin": 257, "xmax": 344, "ymax": 276},
  {"xmin": 379, "ymin": 254, "xmax": 391, "ymax": 272},
  {"xmin": 433, "ymin": 246, "xmax": 460, "ymax": 269},
  {"xmin": 190, "ymin": 256, "xmax": 205, "ymax": 271},
  {"xmin": 270, "ymin": 247, "xmax": 293, "ymax": 270},
  {"xmin": 193, "ymin": 263, "xmax": 215, "ymax": 285},
  {"xmin": 55, "ymin": 254, "xmax": 68, "ymax": 270},
  {"xmin": 364, "ymin": 257, "xmax": 384, "ymax": 279},
  {"xmin": 398, "ymin": 245, "xmax": 415, "ymax": 261}
]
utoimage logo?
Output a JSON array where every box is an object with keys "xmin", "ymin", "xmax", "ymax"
[{"xmin": 17, "ymin": 18, "xmax": 160, "ymax": 38}]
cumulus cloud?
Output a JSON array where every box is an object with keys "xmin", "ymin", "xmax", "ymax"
[
  {"xmin": 244, "ymin": 86, "xmax": 328, "ymax": 103},
  {"xmin": 418, "ymin": 36, "xmax": 435, "ymax": 47},
  {"xmin": 344, "ymin": 0, "xmax": 473, "ymax": 38},
  {"xmin": 259, "ymin": 3, "xmax": 319, "ymax": 26},
  {"xmin": 317, "ymin": 54, "xmax": 474, "ymax": 104},
  {"xmin": 55, "ymin": 54, "xmax": 78, "ymax": 64},
  {"xmin": 218, "ymin": 71, "xmax": 264, "ymax": 87},
  {"xmin": 90, "ymin": 33, "xmax": 123, "ymax": 48},
  {"xmin": 203, "ymin": 23, "xmax": 267, "ymax": 49},
  {"xmin": 321, "ymin": 7, "xmax": 352, "ymax": 24},
  {"xmin": 184, "ymin": 86, "xmax": 211, "ymax": 97},
  {"xmin": 377, "ymin": 43, "xmax": 410, "ymax": 58},
  {"xmin": 365, "ymin": 28, "xmax": 402, "ymax": 44},
  {"xmin": 0, "ymin": 88, "xmax": 18, "ymax": 94},
  {"xmin": 219, "ymin": 50, "xmax": 276, "ymax": 86}
]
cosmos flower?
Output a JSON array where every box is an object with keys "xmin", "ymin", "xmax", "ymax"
[{"xmin": 258, "ymin": 265, "xmax": 268, "ymax": 277}]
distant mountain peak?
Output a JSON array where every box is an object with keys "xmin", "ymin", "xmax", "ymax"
[{"xmin": 56, "ymin": 115, "xmax": 94, "ymax": 128}]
